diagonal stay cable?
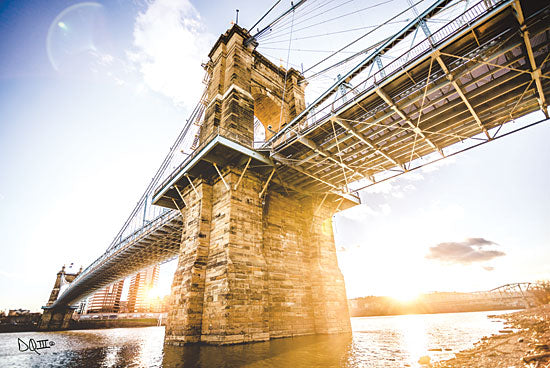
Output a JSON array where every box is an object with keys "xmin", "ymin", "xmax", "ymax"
[
  {"xmin": 331, "ymin": 120, "xmax": 350, "ymax": 190},
  {"xmin": 277, "ymin": 9, "xmax": 296, "ymax": 131},
  {"xmin": 259, "ymin": 0, "xmax": 342, "ymax": 40},
  {"xmin": 264, "ymin": 0, "xmax": 375, "ymax": 40},
  {"xmin": 303, "ymin": 0, "xmax": 426, "ymax": 75},
  {"xmin": 408, "ymin": 56, "xmax": 435, "ymax": 166}
]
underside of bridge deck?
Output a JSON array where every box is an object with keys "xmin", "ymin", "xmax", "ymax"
[{"xmin": 267, "ymin": 0, "xmax": 550, "ymax": 195}]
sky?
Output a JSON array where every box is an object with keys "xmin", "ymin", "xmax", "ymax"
[{"xmin": 0, "ymin": 0, "xmax": 548, "ymax": 312}]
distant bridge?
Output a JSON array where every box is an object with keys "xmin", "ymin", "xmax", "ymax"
[
  {"xmin": 349, "ymin": 282, "xmax": 547, "ymax": 316},
  {"xmin": 426, "ymin": 282, "xmax": 546, "ymax": 309}
]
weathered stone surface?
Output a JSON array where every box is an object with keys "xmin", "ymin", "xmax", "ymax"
[
  {"xmin": 199, "ymin": 25, "xmax": 306, "ymax": 147},
  {"xmin": 39, "ymin": 265, "xmax": 82, "ymax": 330},
  {"xmin": 165, "ymin": 182, "xmax": 212, "ymax": 343},
  {"xmin": 165, "ymin": 169, "xmax": 351, "ymax": 345},
  {"xmin": 164, "ymin": 24, "xmax": 350, "ymax": 346}
]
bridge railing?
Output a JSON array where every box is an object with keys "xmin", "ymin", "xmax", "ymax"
[
  {"xmin": 76, "ymin": 312, "xmax": 167, "ymax": 320},
  {"xmin": 268, "ymin": 0, "xmax": 508, "ymax": 150},
  {"xmin": 154, "ymin": 125, "xmax": 255, "ymax": 195},
  {"xmin": 62, "ymin": 210, "xmax": 181, "ymax": 300},
  {"xmin": 59, "ymin": 81, "xmax": 211, "ymax": 302},
  {"xmin": 64, "ymin": 125, "xmax": 254, "ymax": 301}
]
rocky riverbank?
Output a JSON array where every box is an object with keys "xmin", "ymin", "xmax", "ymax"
[{"xmin": 433, "ymin": 305, "xmax": 550, "ymax": 368}]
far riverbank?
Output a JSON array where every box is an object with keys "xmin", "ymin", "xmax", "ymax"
[{"xmin": 0, "ymin": 317, "xmax": 161, "ymax": 333}]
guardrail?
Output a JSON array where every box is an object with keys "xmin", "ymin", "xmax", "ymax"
[
  {"xmin": 154, "ymin": 126, "xmax": 254, "ymax": 194},
  {"xmin": 266, "ymin": 0, "xmax": 510, "ymax": 151},
  {"xmin": 58, "ymin": 127, "xmax": 255, "ymax": 306}
]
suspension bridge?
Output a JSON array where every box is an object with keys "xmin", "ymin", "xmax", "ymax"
[{"xmin": 39, "ymin": 0, "xmax": 549, "ymax": 344}]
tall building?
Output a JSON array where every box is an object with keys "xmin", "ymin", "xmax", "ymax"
[
  {"xmin": 127, "ymin": 265, "xmax": 159, "ymax": 313},
  {"xmin": 86, "ymin": 280, "xmax": 125, "ymax": 313}
]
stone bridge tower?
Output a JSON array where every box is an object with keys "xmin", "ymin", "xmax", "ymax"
[
  {"xmin": 154, "ymin": 25, "xmax": 351, "ymax": 345},
  {"xmin": 38, "ymin": 265, "xmax": 82, "ymax": 330},
  {"xmin": 198, "ymin": 25, "xmax": 306, "ymax": 145}
]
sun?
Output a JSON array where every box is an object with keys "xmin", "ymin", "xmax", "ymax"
[
  {"xmin": 390, "ymin": 289, "xmax": 421, "ymax": 303},
  {"xmin": 145, "ymin": 286, "xmax": 162, "ymax": 301}
]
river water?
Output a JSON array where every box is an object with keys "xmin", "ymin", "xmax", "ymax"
[{"xmin": 0, "ymin": 310, "xmax": 513, "ymax": 367}]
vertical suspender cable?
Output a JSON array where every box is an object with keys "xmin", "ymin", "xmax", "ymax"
[{"xmin": 277, "ymin": 9, "xmax": 296, "ymax": 132}]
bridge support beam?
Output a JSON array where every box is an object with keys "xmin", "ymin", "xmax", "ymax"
[{"xmin": 38, "ymin": 306, "xmax": 76, "ymax": 331}]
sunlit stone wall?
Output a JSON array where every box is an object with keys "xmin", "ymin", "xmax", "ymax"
[
  {"xmin": 164, "ymin": 24, "xmax": 350, "ymax": 345},
  {"xmin": 165, "ymin": 169, "xmax": 351, "ymax": 345}
]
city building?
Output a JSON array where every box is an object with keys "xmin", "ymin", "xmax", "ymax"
[
  {"xmin": 127, "ymin": 265, "xmax": 159, "ymax": 313},
  {"xmin": 8, "ymin": 309, "xmax": 30, "ymax": 316},
  {"xmin": 86, "ymin": 280, "xmax": 125, "ymax": 313},
  {"xmin": 76, "ymin": 299, "xmax": 87, "ymax": 314},
  {"xmin": 118, "ymin": 300, "xmax": 129, "ymax": 313}
]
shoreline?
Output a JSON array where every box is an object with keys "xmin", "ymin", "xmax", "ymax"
[
  {"xmin": 434, "ymin": 304, "xmax": 550, "ymax": 367},
  {"xmin": 0, "ymin": 318, "xmax": 161, "ymax": 334},
  {"xmin": 1, "ymin": 308, "xmax": 515, "ymax": 334},
  {"xmin": 351, "ymin": 306, "xmax": 521, "ymax": 318}
]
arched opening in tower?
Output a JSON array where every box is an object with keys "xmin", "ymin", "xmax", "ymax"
[
  {"xmin": 253, "ymin": 93, "xmax": 284, "ymax": 142},
  {"xmin": 254, "ymin": 116, "xmax": 266, "ymax": 148}
]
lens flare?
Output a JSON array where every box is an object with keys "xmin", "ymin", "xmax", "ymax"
[{"xmin": 46, "ymin": 2, "xmax": 108, "ymax": 73}]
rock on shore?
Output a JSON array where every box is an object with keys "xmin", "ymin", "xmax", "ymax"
[{"xmin": 434, "ymin": 305, "xmax": 550, "ymax": 368}]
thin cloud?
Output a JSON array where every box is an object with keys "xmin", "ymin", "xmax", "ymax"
[
  {"xmin": 360, "ymin": 170, "xmax": 421, "ymax": 200},
  {"xmin": 425, "ymin": 237, "xmax": 505, "ymax": 265},
  {"xmin": 465, "ymin": 237, "xmax": 495, "ymax": 246},
  {"xmin": 421, "ymin": 155, "xmax": 456, "ymax": 173},
  {"xmin": 129, "ymin": 0, "xmax": 212, "ymax": 108},
  {"xmin": 0, "ymin": 270, "xmax": 15, "ymax": 279},
  {"xmin": 379, "ymin": 203, "xmax": 391, "ymax": 216}
]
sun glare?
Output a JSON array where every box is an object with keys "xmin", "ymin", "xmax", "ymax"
[
  {"xmin": 391, "ymin": 290, "xmax": 420, "ymax": 303},
  {"xmin": 145, "ymin": 286, "xmax": 161, "ymax": 301}
]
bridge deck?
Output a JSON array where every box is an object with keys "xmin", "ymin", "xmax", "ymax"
[
  {"xmin": 152, "ymin": 132, "xmax": 275, "ymax": 210},
  {"xmin": 269, "ymin": 0, "xmax": 550, "ymax": 195},
  {"xmin": 52, "ymin": 211, "xmax": 183, "ymax": 306}
]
